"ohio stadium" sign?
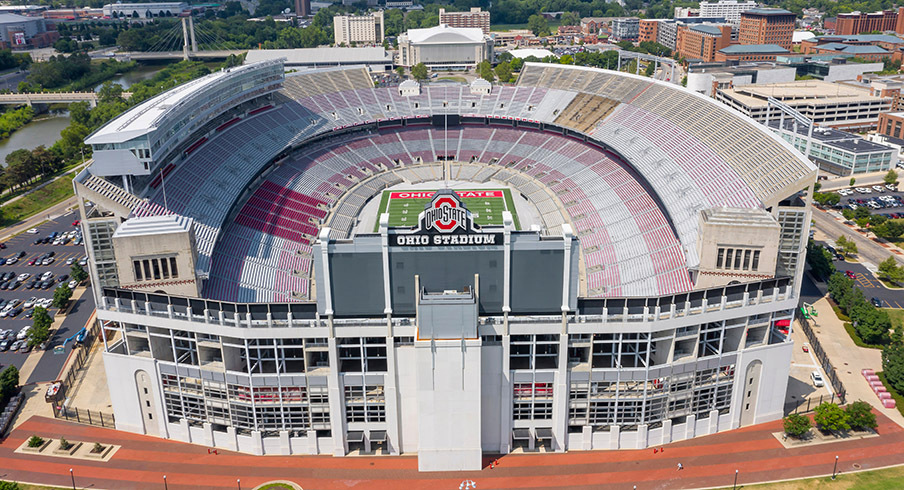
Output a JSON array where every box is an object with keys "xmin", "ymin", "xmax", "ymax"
[{"xmin": 392, "ymin": 189, "xmax": 502, "ymax": 247}]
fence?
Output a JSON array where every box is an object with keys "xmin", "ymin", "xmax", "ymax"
[
  {"xmin": 52, "ymin": 405, "xmax": 115, "ymax": 429},
  {"xmin": 797, "ymin": 315, "xmax": 847, "ymax": 404},
  {"xmin": 784, "ymin": 393, "xmax": 845, "ymax": 416},
  {"xmin": 51, "ymin": 322, "xmax": 115, "ymax": 428}
]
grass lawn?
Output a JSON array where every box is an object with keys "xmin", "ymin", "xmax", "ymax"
[
  {"xmin": 713, "ymin": 464, "xmax": 904, "ymax": 489},
  {"xmin": 875, "ymin": 372, "xmax": 904, "ymax": 418},
  {"xmin": 885, "ymin": 308, "xmax": 904, "ymax": 331},
  {"xmin": 257, "ymin": 484, "xmax": 296, "ymax": 489},
  {"xmin": 0, "ymin": 174, "xmax": 74, "ymax": 227},
  {"xmin": 437, "ymin": 76, "xmax": 467, "ymax": 83},
  {"xmin": 1, "ymin": 482, "xmax": 68, "ymax": 490}
]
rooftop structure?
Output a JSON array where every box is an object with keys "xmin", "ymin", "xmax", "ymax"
[
  {"xmin": 715, "ymin": 80, "xmax": 892, "ymax": 131},
  {"xmin": 768, "ymin": 118, "xmax": 895, "ymax": 175},
  {"xmin": 397, "ymin": 24, "xmax": 493, "ymax": 69},
  {"xmin": 244, "ymin": 47, "xmax": 392, "ymax": 72}
]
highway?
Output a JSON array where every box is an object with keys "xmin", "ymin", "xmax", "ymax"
[{"xmin": 810, "ymin": 205, "xmax": 904, "ymax": 267}]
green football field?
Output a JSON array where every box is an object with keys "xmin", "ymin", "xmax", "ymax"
[{"xmin": 374, "ymin": 189, "xmax": 521, "ymax": 231}]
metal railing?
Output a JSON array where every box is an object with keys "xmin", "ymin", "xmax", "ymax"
[
  {"xmin": 52, "ymin": 405, "xmax": 115, "ymax": 429},
  {"xmin": 797, "ymin": 315, "xmax": 847, "ymax": 404},
  {"xmin": 784, "ymin": 393, "xmax": 845, "ymax": 415}
]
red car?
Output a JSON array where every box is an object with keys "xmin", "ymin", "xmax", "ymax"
[
  {"xmin": 72, "ymin": 220, "xmax": 80, "ymax": 227},
  {"xmin": 845, "ymin": 270, "xmax": 856, "ymax": 279}
]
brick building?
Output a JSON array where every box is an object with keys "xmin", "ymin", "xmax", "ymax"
[
  {"xmin": 715, "ymin": 44, "xmax": 790, "ymax": 62},
  {"xmin": 835, "ymin": 8, "xmax": 904, "ymax": 36},
  {"xmin": 438, "ymin": 7, "xmax": 490, "ymax": 35},
  {"xmin": 676, "ymin": 24, "xmax": 733, "ymax": 62},
  {"xmin": 739, "ymin": 8, "xmax": 795, "ymax": 50}
]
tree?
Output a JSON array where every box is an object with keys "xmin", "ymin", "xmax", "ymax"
[
  {"xmin": 0, "ymin": 480, "xmax": 21, "ymax": 490},
  {"xmin": 836, "ymin": 235, "xmax": 858, "ymax": 258},
  {"xmin": 410, "ymin": 63, "xmax": 428, "ymax": 81},
  {"xmin": 874, "ymin": 221, "xmax": 904, "ymax": 240},
  {"xmin": 70, "ymin": 263, "xmax": 88, "ymax": 284},
  {"xmin": 813, "ymin": 402, "xmax": 850, "ymax": 432},
  {"xmin": 0, "ymin": 365, "xmax": 19, "ymax": 406},
  {"xmin": 52, "ymin": 285, "xmax": 72, "ymax": 309},
  {"xmin": 806, "ymin": 240, "xmax": 835, "ymax": 280},
  {"xmin": 850, "ymin": 177, "xmax": 856, "ymax": 187},
  {"xmin": 477, "ymin": 60, "xmax": 494, "ymax": 82},
  {"xmin": 27, "ymin": 307, "xmax": 51, "ymax": 348},
  {"xmin": 528, "ymin": 14, "xmax": 549, "ymax": 36},
  {"xmin": 883, "ymin": 343, "xmax": 904, "ymax": 395},
  {"xmin": 494, "ymin": 61, "xmax": 513, "ymax": 83},
  {"xmin": 395, "ymin": 66, "xmax": 404, "ymax": 78},
  {"xmin": 560, "ymin": 11, "xmax": 580, "ymax": 26},
  {"xmin": 886, "ymin": 169, "xmax": 899, "ymax": 186},
  {"xmin": 845, "ymin": 400, "xmax": 878, "ymax": 430},
  {"xmin": 812, "ymin": 192, "xmax": 840, "ymax": 207},
  {"xmin": 878, "ymin": 256, "xmax": 904, "ymax": 284},
  {"xmin": 783, "ymin": 413, "xmax": 812, "ymax": 438}
]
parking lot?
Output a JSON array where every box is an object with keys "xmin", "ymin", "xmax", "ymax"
[
  {"xmin": 815, "ymin": 239, "xmax": 904, "ymax": 308},
  {"xmin": 835, "ymin": 185, "xmax": 904, "ymax": 219},
  {"xmin": 0, "ymin": 213, "xmax": 87, "ymax": 374}
]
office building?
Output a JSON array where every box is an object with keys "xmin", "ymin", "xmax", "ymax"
[
  {"xmin": 333, "ymin": 11, "xmax": 384, "ymax": 46},
  {"xmin": 835, "ymin": 8, "xmax": 904, "ymax": 36},
  {"xmin": 676, "ymin": 23, "xmax": 733, "ymax": 62},
  {"xmin": 438, "ymin": 7, "xmax": 490, "ymax": 35},
  {"xmin": 699, "ymin": 0, "xmax": 757, "ymax": 25},
  {"xmin": 611, "ymin": 17, "xmax": 640, "ymax": 41},
  {"xmin": 770, "ymin": 119, "xmax": 895, "ymax": 175},
  {"xmin": 739, "ymin": 9, "xmax": 795, "ymax": 50}
]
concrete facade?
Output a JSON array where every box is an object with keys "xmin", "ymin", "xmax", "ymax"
[{"xmin": 333, "ymin": 11, "xmax": 384, "ymax": 46}]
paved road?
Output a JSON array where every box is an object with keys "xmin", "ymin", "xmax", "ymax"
[{"xmin": 811, "ymin": 206, "xmax": 904, "ymax": 267}]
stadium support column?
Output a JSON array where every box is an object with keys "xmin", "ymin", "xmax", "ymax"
[
  {"xmin": 318, "ymin": 228, "xmax": 334, "ymax": 316},
  {"xmin": 561, "ymin": 224, "xmax": 573, "ymax": 313},
  {"xmin": 380, "ymin": 214, "xmax": 392, "ymax": 315},
  {"xmin": 502, "ymin": 212, "xmax": 512, "ymax": 315}
]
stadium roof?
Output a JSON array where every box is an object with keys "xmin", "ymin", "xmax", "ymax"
[
  {"xmin": 718, "ymin": 44, "xmax": 789, "ymax": 54},
  {"xmin": 508, "ymin": 48, "xmax": 557, "ymax": 59},
  {"xmin": 86, "ymin": 62, "xmax": 273, "ymax": 145},
  {"xmin": 403, "ymin": 24, "xmax": 486, "ymax": 43},
  {"xmin": 244, "ymin": 47, "xmax": 391, "ymax": 65},
  {"xmin": 0, "ymin": 12, "xmax": 39, "ymax": 23}
]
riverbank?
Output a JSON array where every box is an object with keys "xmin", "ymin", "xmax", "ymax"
[
  {"xmin": 0, "ymin": 106, "xmax": 34, "ymax": 143},
  {"xmin": 0, "ymin": 173, "xmax": 74, "ymax": 227}
]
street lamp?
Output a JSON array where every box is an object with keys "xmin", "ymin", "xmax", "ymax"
[
  {"xmin": 164, "ymin": 474, "xmax": 168, "ymax": 490},
  {"xmin": 69, "ymin": 468, "xmax": 75, "ymax": 490},
  {"xmin": 733, "ymin": 469, "xmax": 739, "ymax": 490},
  {"xmin": 237, "ymin": 478, "xmax": 241, "ymax": 490},
  {"xmin": 832, "ymin": 455, "xmax": 839, "ymax": 480}
]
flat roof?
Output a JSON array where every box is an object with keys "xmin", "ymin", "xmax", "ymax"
[
  {"xmin": 113, "ymin": 214, "xmax": 193, "ymax": 238},
  {"xmin": 721, "ymin": 80, "xmax": 883, "ymax": 107},
  {"xmin": 810, "ymin": 34, "xmax": 904, "ymax": 44},
  {"xmin": 818, "ymin": 43, "xmax": 889, "ymax": 54},
  {"xmin": 719, "ymin": 44, "xmax": 789, "ymax": 54},
  {"xmin": 743, "ymin": 8, "xmax": 793, "ymax": 15},
  {"xmin": 690, "ymin": 24, "xmax": 725, "ymax": 35},
  {"xmin": 86, "ymin": 61, "xmax": 279, "ymax": 145},
  {"xmin": 768, "ymin": 119, "xmax": 893, "ymax": 153},
  {"xmin": 244, "ymin": 47, "xmax": 391, "ymax": 65}
]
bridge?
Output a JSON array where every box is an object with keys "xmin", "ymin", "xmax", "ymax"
[
  {"xmin": 0, "ymin": 91, "xmax": 132, "ymax": 107},
  {"xmin": 113, "ymin": 50, "xmax": 245, "ymax": 61}
]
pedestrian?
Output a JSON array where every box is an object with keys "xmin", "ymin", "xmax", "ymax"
[{"xmin": 677, "ymin": 462, "xmax": 683, "ymax": 471}]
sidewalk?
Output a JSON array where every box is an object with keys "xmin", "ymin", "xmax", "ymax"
[
  {"xmin": 2, "ymin": 412, "xmax": 904, "ymax": 490},
  {"xmin": 818, "ymin": 169, "xmax": 897, "ymax": 191},
  {"xmin": 806, "ymin": 291, "xmax": 904, "ymax": 428}
]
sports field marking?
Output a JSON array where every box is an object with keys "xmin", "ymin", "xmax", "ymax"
[{"xmin": 373, "ymin": 189, "xmax": 520, "ymax": 232}]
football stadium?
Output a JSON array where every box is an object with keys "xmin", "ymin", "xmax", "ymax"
[{"xmin": 74, "ymin": 59, "xmax": 817, "ymax": 471}]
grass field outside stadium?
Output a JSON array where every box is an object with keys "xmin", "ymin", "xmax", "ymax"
[{"xmin": 374, "ymin": 188, "xmax": 521, "ymax": 232}]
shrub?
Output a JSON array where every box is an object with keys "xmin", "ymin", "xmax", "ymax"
[
  {"xmin": 814, "ymin": 402, "xmax": 850, "ymax": 432},
  {"xmin": 783, "ymin": 413, "xmax": 812, "ymax": 438},
  {"xmin": 27, "ymin": 435, "xmax": 44, "ymax": 447},
  {"xmin": 845, "ymin": 400, "xmax": 878, "ymax": 430},
  {"xmin": 93, "ymin": 442, "xmax": 104, "ymax": 453},
  {"xmin": 59, "ymin": 437, "xmax": 71, "ymax": 450}
]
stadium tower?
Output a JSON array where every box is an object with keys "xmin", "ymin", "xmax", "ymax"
[{"xmin": 75, "ymin": 60, "xmax": 816, "ymax": 471}]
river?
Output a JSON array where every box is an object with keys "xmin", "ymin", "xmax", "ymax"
[
  {"xmin": 94, "ymin": 64, "xmax": 166, "ymax": 91},
  {"xmin": 0, "ymin": 111, "xmax": 70, "ymax": 166}
]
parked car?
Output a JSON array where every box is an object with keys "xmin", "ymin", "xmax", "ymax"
[
  {"xmin": 23, "ymin": 297, "xmax": 36, "ymax": 308},
  {"xmin": 9, "ymin": 340, "xmax": 22, "ymax": 352},
  {"xmin": 38, "ymin": 297, "xmax": 52, "ymax": 308},
  {"xmin": 68, "ymin": 280, "xmax": 78, "ymax": 289},
  {"xmin": 811, "ymin": 371, "xmax": 825, "ymax": 387},
  {"xmin": 24, "ymin": 278, "xmax": 36, "ymax": 289},
  {"xmin": 26, "ymin": 228, "xmax": 38, "ymax": 234},
  {"xmin": 71, "ymin": 220, "xmax": 80, "ymax": 227},
  {"xmin": 9, "ymin": 280, "xmax": 21, "ymax": 290},
  {"xmin": 40, "ymin": 271, "xmax": 53, "ymax": 281},
  {"xmin": 18, "ymin": 342, "xmax": 31, "ymax": 353},
  {"xmin": 41, "ymin": 257, "xmax": 54, "ymax": 266},
  {"xmin": 5, "ymin": 257, "xmax": 17, "ymax": 265},
  {"xmin": 40, "ymin": 279, "xmax": 53, "ymax": 290},
  {"xmin": 23, "ymin": 308, "xmax": 34, "ymax": 318},
  {"xmin": 871, "ymin": 297, "xmax": 882, "ymax": 307},
  {"xmin": 57, "ymin": 274, "xmax": 69, "ymax": 283},
  {"xmin": 845, "ymin": 270, "xmax": 856, "ymax": 279},
  {"xmin": 78, "ymin": 257, "xmax": 88, "ymax": 266},
  {"xmin": 16, "ymin": 273, "xmax": 29, "ymax": 282},
  {"xmin": 8, "ymin": 307, "xmax": 22, "ymax": 318},
  {"xmin": 66, "ymin": 257, "xmax": 75, "ymax": 265},
  {"xmin": 0, "ymin": 339, "xmax": 9, "ymax": 351}
]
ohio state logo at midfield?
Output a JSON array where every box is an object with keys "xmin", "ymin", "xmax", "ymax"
[{"xmin": 419, "ymin": 189, "xmax": 478, "ymax": 234}]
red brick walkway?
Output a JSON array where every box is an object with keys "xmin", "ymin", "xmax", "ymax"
[{"xmin": 2, "ymin": 414, "xmax": 904, "ymax": 489}]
